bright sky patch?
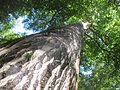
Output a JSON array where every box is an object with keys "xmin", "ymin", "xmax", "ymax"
[{"xmin": 11, "ymin": 17, "xmax": 35, "ymax": 35}]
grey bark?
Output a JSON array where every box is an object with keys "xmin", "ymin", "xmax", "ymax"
[{"xmin": 0, "ymin": 23, "xmax": 84, "ymax": 90}]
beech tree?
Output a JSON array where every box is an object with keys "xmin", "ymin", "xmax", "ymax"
[{"xmin": 0, "ymin": 23, "xmax": 86, "ymax": 90}]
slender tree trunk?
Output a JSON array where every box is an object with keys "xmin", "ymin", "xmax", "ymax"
[{"xmin": 0, "ymin": 23, "xmax": 84, "ymax": 90}]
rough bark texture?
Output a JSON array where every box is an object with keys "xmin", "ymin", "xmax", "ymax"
[{"xmin": 0, "ymin": 23, "xmax": 84, "ymax": 90}]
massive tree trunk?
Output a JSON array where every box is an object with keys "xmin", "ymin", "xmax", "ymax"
[{"xmin": 0, "ymin": 23, "xmax": 84, "ymax": 90}]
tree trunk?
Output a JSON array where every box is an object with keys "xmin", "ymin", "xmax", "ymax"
[{"xmin": 0, "ymin": 23, "xmax": 84, "ymax": 90}]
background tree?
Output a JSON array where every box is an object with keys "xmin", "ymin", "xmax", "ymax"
[{"xmin": 0, "ymin": 0, "xmax": 120, "ymax": 89}]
